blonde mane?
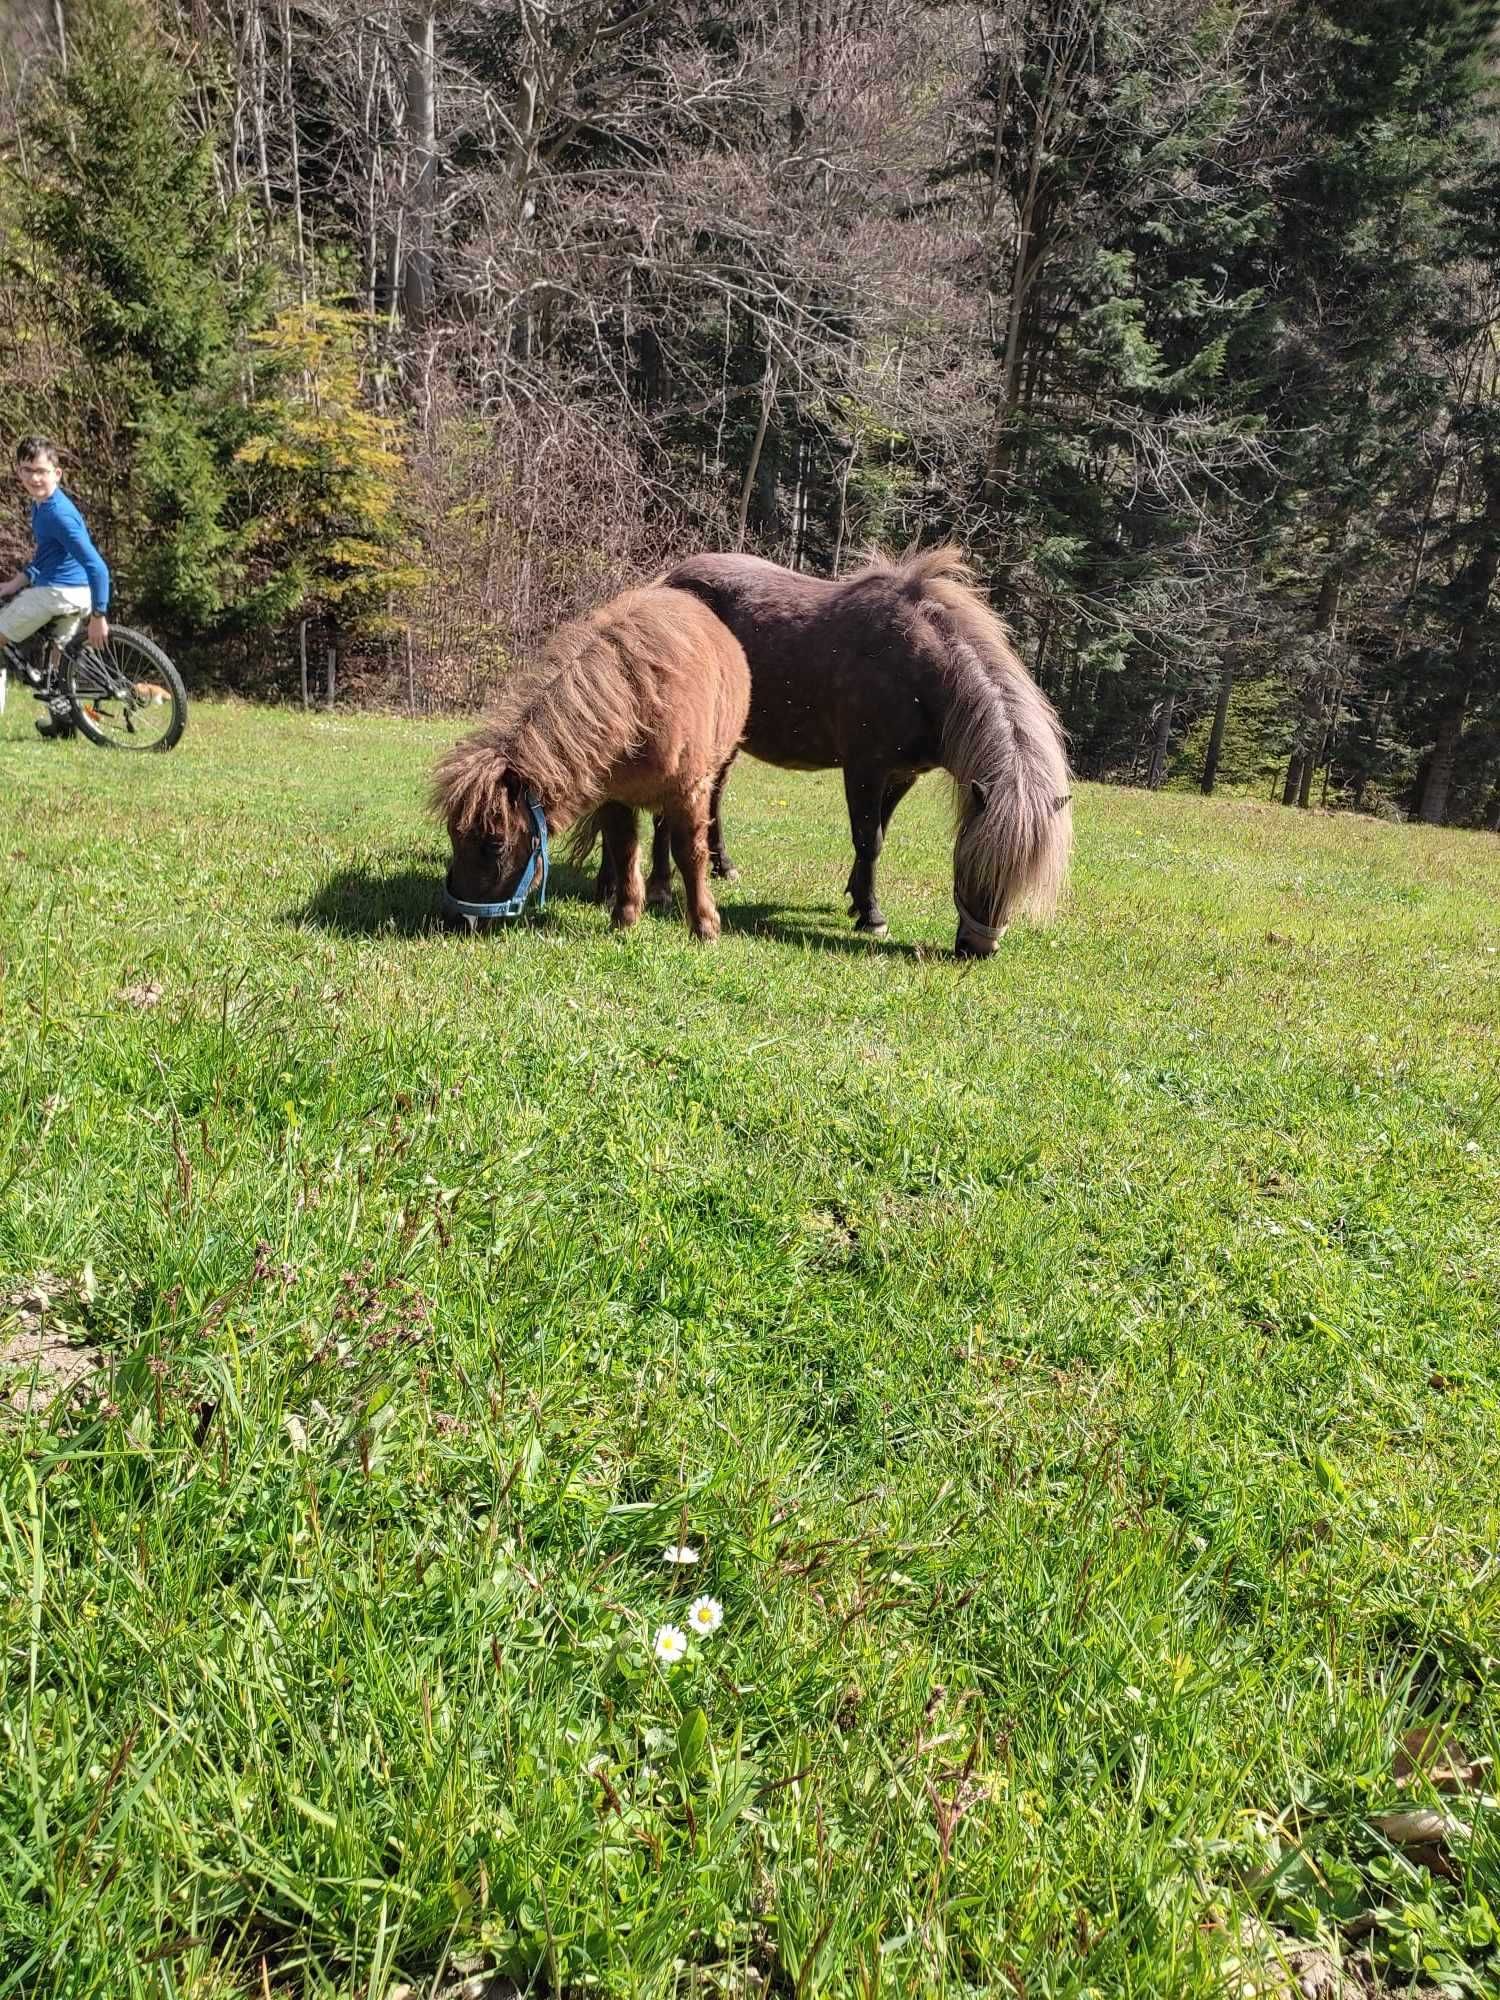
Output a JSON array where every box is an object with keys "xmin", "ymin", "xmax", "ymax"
[{"xmin": 861, "ymin": 544, "xmax": 1072, "ymax": 921}]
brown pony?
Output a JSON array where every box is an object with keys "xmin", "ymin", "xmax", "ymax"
[
  {"xmin": 641, "ymin": 545, "xmax": 1072, "ymax": 955},
  {"xmin": 432, "ymin": 585, "xmax": 749, "ymax": 941}
]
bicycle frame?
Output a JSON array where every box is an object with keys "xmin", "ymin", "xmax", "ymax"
[{"xmin": 2, "ymin": 623, "xmax": 76, "ymax": 696}]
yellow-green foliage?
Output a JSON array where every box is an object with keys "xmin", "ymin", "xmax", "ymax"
[{"xmin": 234, "ymin": 304, "xmax": 425, "ymax": 629}]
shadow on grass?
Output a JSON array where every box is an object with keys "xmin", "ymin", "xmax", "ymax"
[
  {"xmin": 718, "ymin": 900, "xmax": 937, "ymax": 961},
  {"xmin": 292, "ymin": 860, "xmax": 605, "ymax": 937},
  {"xmin": 293, "ymin": 863, "xmax": 946, "ymax": 960}
]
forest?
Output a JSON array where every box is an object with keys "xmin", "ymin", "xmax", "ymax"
[{"xmin": 2, "ymin": 0, "xmax": 1499, "ymax": 827}]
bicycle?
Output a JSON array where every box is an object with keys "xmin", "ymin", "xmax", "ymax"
[{"xmin": 1, "ymin": 616, "xmax": 187, "ymax": 752}]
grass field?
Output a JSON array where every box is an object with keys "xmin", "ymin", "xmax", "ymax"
[{"xmin": 1, "ymin": 698, "xmax": 1498, "ymax": 2000}]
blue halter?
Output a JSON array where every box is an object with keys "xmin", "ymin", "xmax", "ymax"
[{"xmin": 442, "ymin": 792, "xmax": 550, "ymax": 924}]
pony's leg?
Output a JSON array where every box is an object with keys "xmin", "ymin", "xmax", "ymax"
[
  {"xmin": 881, "ymin": 774, "xmax": 917, "ymax": 832},
  {"xmin": 843, "ymin": 767, "xmax": 902, "ymax": 935},
  {"xmin": 845, "ymin": 775, "xmax": 916, "ymax": 908},
  {"xmin": 601, "ymin": 803, "xmax": 645, "ymax": 930},
  {"xmin": 665, "ymin": 803, "xmax": 721, "ymax": 942},
  {"xmin": 645, "ymin": 814, "xmax": 675, "ymax": 911},
  {"xmin": 594, "ymin": 849, "xmax": 617, "ymax": 904},
  {"xmin": 708, "ymin": 755, "xmax": 740, "ymax": 881}
]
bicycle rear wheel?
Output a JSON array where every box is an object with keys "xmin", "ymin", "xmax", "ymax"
[{"xmin": 66, "ymin": 628, "xmax": 187, "ymax": 752}]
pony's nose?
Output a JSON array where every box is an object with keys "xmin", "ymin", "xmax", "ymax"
[
  {"xmin": 441, "ymin": 882, "xmax": 486, "ymax": 933},
  {"xmin": 954, "ymin": 924, "xmax": 999, "ymax": 960}
]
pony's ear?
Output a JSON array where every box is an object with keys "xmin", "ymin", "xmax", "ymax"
[{"xmin": 970, "ymin": 779, "xmax": 991, "ymax": 814}]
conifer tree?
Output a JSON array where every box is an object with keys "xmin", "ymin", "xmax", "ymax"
[
  {"xmin": 1407, "ymin": 135, "xmax": 1500, "ymax": 823},
  {"xmin": 7, "ymin": 0, "xmax": 257, "ymax": 626},
  {"xmin": 1257, "ymin": 0, "xmax": 1497, "ymax": 812},
  {"xmin": 231, "ymin": 305, "xmax": 423, "ymax": 632},
  {"xmin": 943, "ymin": 0, "xmax": 1271, "ymax": 774}
]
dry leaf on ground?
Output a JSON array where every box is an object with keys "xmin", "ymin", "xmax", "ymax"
[
  {"xmin": 1394, "ymin": 1724, "xmax": 1490, "ymax": 1796},
  {"xmin": 1370, "ymin": 1806, "xmax": 1463, "ymax": 1846}
]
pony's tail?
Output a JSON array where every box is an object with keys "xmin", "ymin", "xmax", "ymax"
[
  {"xmin": 908, "ymin": 561, "xmax": 1072, "ymax": 925},
  {"xmin": 565, "ymin": 806, "xmax": 610, "ymax": 873}
]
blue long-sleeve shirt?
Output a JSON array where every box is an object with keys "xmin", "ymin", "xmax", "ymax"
[{"xmin": 25, "ymin": 489, "xmax": 110, "ymax": 613}]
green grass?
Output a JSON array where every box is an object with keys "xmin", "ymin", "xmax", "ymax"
[{"xmin": 1, "ymin": 698, "xmax": 1498, "ymax": 1999}]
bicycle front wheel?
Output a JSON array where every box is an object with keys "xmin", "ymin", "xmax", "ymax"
[{"xmin": 67, "ymin": 628, "xmax": 188, "ymax": 752}]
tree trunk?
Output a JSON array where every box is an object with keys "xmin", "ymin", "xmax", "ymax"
[
  {"xmin": 830, "ymin": 441, "xmax": 856, "ymax": 573},
  {"xmin": 280, "ymin": 0, "xmax": 307, "ymax": 302},
  {"xmin": 1284, "ymin": 687, "xmax": 1320, "ymax": 808},
  {"xmin": 1314, "ymin": 563, "xmax": 1341, "ymax": 632},
  {"xmin": 754, "ymin": 422, "xmax": 782, "ymax": 539},
  {"xmin": 1484, "ymin": 780, "xmax": 1500, "ymax": 833},
  {"xmin": 249, "ymin": 1, "xmax": 274, "ymax": 215},
  {"xmin": 1032, "ymin": 612, "xmax": 1054, "ymax": 698},
  {"xmin": 1351, "ymin": 690, "xmax": 1389, "ymax": 810},
  {"xmin": 791, "ymin": 433, "xmax": 808, "ymax": 569},
  {"xmin": 1284, "ymin": 557, "xmax": 1343, "ymax": 808},
  {"xmin": 1066, "ymin": 648, "xmax": 1085, "ymax": 729},
  {"xmin": 1201, "ymin": 664, "xmax": 1234, "ymax": 794},
  {"xmin": 983, "ymin": 34, "xmax": 1068, "ymax": 495},
  {"xmin": 734, "ymin": 357, "xmax": 778, "ymax": 551},
  {"xmin": 1418, "ymin": 693, "xmax": 1467, "ymax": 826},
  {"xmin": 403, "ymin": 10, "xmax": 437, "ymax": 333},
  {"xmin": 1147, "ymin": 691, "xmax": 1175, "ymax": 790},
  {"xmin": 1420, "ymin": 468, "xmax": 1500, "ymax": 826}
]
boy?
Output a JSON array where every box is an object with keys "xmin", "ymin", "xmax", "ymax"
[{"xmin": 0, "ymin": 436, "xmax": 110, "ymax": 738}]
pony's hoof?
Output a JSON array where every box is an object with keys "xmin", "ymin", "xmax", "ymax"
[
  {"xmin": 853, "ymin": 915, "xmax": 889, "ymax": 939},
  {"xmin": 712, "ymin": 862, "xmax": 740, "ymax": 883},
  {"xmin": 692, "ymin": 920, "xmax": 721, "ymax": 944},
  {"xmin": 646, "ymin": 886, "xmax": 676, "ymax": 913},
  {"xmin": 611, "ymin": 906, "xmax": 643, "ymax": 931}
]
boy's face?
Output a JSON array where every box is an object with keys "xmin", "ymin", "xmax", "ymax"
[{"xmin": 15, "ymin": 455, "xmax": 61, "ymax": 502}]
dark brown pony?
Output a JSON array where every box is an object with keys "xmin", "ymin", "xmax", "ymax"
[
  {"xmin": 432, "ymin": 585, "xmax": 749, "ymax": 940},
  {"xmin": 638, "ymin": 545, "xmax": 1072, "ymax": 955}
]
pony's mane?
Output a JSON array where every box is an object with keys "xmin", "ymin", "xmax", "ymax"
[
  {"xmin": 857, "ymin": 545, "xmax": 1073, "ymax": 922},
  {"xmin": 848, "ymin": 541, "xmax": 975, "ymax": 592},
  {"xmin": 431, "ymin": 593, "xmax": 658, "ymax": 834}
]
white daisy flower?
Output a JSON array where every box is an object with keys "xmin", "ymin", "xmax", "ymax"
[
  {"xmin": 687, "ymin": 1596, "xmax": 723, "ymax": 1637},
  {"xmin": 653, "ymin": 1624, "xmax": 689, "ymax": 1666},
  {"xmin": 662, "ymin": 1544, "xmax": 699, "ymax": 1566}
]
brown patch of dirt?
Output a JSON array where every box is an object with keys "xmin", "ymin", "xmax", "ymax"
[
  {"xmin": 1232, "ymin": 1919, "xmax": 1453, "ymax": 1999},
  {"xmin": 1, "ymin": 1274, "xmax": 105, "ymax": 1415}
]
